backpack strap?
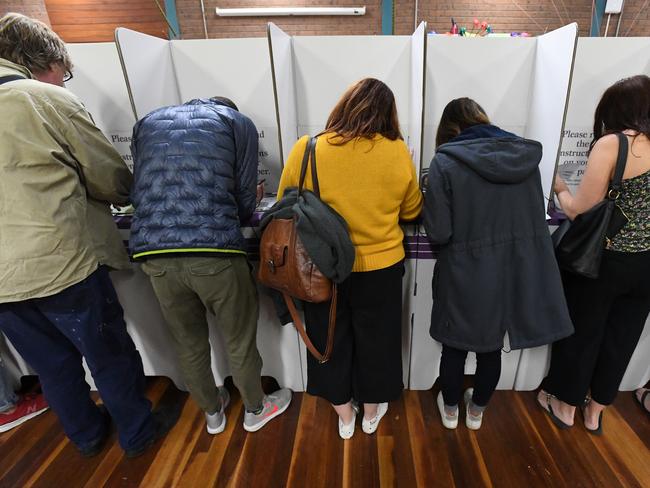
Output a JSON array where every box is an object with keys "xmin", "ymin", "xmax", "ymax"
[
  {"xmin": 298, "ymin": 137, "xmax": 318, "ymax": 196},
  {"xmin": 309, "ymin": 137, "xmax": 320, "ymax": 198},
  {"xmin": 0, "ymin": 75, "xmax": 26, "ymax": 85}
]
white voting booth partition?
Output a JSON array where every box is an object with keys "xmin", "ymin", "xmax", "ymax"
[
  {"xmin": 270, "ymin": 20, "xmax": 427, "ymax": 171},
  {"xmin": 114, "ymin": 27, "xmax": 181, "ymax": 119},
  {"xmin": 171, "ymin": 38, "xmax": 283, "ymax": 191},
  {"xmin": 112, "ymin": 28, "xmax": 304, "ymax": 391},
  {"xmin": 410, "ymin": 24, "xmax": 578, "ymax": 391},
  {"xmin": 524, "ymin": 23, "xmax": 578, "ymax": 205},
  {"xmin": 268, "ymin": 23, "xmax": 298, "ymax": 169},
  {"xmin": 66, "ymin": 43, "xmax": 137, "ymax": 170},
  {"xmin": 516, "ymin": 37, "xmax": 650, "ymax": 392},
  {"xmin": 269, "ymin": 22, "xmax": 428, "ymax": 386}
]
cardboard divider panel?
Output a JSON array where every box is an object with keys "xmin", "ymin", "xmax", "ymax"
[
  {"xmin": 268, "ymin": 23, "xmax": 298, "ymax": 174},
  {"xmin": 170, "ymin": 38, "xmax": 282, "ymax": 193},
  {"xmin": 525, "ymin": 23, "xmax": 578, "ymax": 207},
  {"xmin": 66, "ymin": 42, "xmax": 136, "ymax": 170},
  {"xmin": 115, "ymin": 27, "xmax": 181, "ymax": 119},
  {"xmin": 292, "ymin": 35, "xmax": 411, "ymax": 138}
]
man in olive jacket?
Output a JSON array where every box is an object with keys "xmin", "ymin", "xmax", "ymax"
[{"xmin": 0, "ymin": 13, "xmax": 178, "ymax": 457}]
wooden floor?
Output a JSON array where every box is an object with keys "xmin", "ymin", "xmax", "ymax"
[{"xmin": 0, "ymin": 377, "xmax": 648, "ymax": 488}]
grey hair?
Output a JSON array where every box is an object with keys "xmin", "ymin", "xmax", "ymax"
[{"xmin": 0, "ymin": 13, "xmax": 72, "ymax": 74}]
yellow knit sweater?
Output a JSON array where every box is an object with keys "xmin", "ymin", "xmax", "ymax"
[{"xmin": 277, "ymin": 134, "xmax": 423, "ymax": 272}]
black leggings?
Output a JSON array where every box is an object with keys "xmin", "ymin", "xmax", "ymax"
[{"xmin": 440, "ymin": 345, "xmax": 502, "ymax": 407}]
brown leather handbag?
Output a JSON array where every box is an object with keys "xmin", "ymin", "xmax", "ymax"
[{"xmin": 258, "ymin": 137, "xmax": 337, "ymax": 363}]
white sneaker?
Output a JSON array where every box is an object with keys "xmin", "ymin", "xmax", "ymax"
[
  {"xmin": 206, "ymin": 386, "xmax": 231, "ymax": 434},
  {"xmin": 362, "ymin": 402, "xmax": 388, "ymax": 434},
  {"xmin": 437, "ymin": 391, "xmax": 458, "ymax": 429},
  {"xmin": 338, "ymin": 403, "xmax": 359, "ymax": 440},
  {"xmin": 464, "ymin": 388, "xmax": 483, "ymax": 430}
]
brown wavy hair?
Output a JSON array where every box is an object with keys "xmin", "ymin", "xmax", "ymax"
[
  {"xmin": 0, "ymin": 13, "xmax": 72, "ymax": 74},
  {"xmin": 591, "ymin": 74, "xmax": 650, "ymax": 151},
  {"xmin": 436, "ymin": 98, "xmax": 490, "ymax": 147},
  {"xmin": 319, "ymin": 78, "xmax": 402, "ymax": 144}
]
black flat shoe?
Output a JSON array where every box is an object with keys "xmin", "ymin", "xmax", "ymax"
[
  {"xmin": 538, "ymin": 392, "xmax": 572, "ymax": 430},
  {"xmin": 635, "ymin": 389, "xmax": 650, "ymax": 415},
  {"xmin": 581, "ymin": 400, "xmax": 603, "ymax": 436}
]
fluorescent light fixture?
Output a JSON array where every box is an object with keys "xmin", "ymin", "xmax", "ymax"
[{"xmin": 215, "ymin": 6, "xmax": 366, "ymax": 17}]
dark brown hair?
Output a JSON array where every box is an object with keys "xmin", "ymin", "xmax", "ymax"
[
  {"xmin": 210, "ymin": 96, "xmax": 238, "ymax": 111},
  {"xmin": 435, "ymin": 97, "xmax": 490, "ymax": 147},
  {"xmin": 319, "ymin": 78, "xmax": 402, "ymax": 144},
  {"xmin": 0, "ymin": 13, "xmax": 72, "ymax": 74},
  {"xmin": 591, "ymin": 74, "xmax": 650, "ymax": 150}
]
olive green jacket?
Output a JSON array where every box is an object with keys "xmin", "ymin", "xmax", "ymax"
[{"xmin": 0, "ymin": 58, "xmax": 132, "ymax": 303}]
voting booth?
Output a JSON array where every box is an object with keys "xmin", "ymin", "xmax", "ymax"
[
  {"xmin": 409, "ymin": 24, "xmax": 579, "ymax": 390},
  {"xmin": 3, "ymin": 25, "xmax": 649, "ymax": 396},
  {"xmin": 268, "ymin": 22, "xmax": 428, "ymax": 386},
  {"xmin": 113, "ymin": 27, "xmax": 304, "ymax": 391},
  {"xmin": 515, "ymin": 37, "xmax": 650, "ymax": 391}
]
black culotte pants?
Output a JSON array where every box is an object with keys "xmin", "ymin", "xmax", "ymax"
[
  {"xmin": 543, "ymin": 250, "xmax": 650, "ymax": 406},
  {"xmin": 303, "ymin": 261, "xmax": 405, "ymax": 405}
]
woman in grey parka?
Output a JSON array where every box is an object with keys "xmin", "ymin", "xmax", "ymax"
[{"xmin": 423, "ymin": 98, "xmax": 573, "ymax": 430}]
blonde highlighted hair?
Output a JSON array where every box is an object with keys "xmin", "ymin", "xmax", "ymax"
[{"xmin": 0, "ymin": 12, "xmax": 71, "ymax": 74}]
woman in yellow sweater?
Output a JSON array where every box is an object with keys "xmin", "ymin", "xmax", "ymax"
[{"xmin": 277, "ymin": 78, "xmax": 423, "ymax": 439}]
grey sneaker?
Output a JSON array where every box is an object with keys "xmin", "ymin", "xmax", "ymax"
[
  {"xmin": 206, "ymin": 386, "xmax": 231, "ymax": 435},
  {"xmin": 243, "ymin": 388, "xmax": 292, "ymax": 432}
]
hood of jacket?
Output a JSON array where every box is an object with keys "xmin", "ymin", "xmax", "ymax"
[{"xmin": 437, "ymin": 124, "xmax": 542, "ymax": 184}]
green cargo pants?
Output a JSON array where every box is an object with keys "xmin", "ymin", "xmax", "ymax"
[{"xmin": 141, "ymin": 255, "xmax": 264, "ymax": 413}]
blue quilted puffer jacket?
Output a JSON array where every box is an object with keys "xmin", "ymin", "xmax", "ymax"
[{"xmin": 129, "ymin": 99, "xmax": 259, "ymax": 259}]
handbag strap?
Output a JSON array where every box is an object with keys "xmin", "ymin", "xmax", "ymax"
[
  {"xmin": 608, "ymin": 133, "xmax": 629, "ymax": 198},
  {"xmin": 298, "ymin": 137, "xmax": 320, "ymax": 198},
  {"xmin": 282, "ymin": 286, "xmax": 337, "ymax": 364},
  {"xmin": 0, "ymin": 75, "xmax": 26, "ymax": 85}
]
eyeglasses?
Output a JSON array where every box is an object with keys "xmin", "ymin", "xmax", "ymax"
[{"xmin": 63, "ymin": 70, "xmax": 73, "ymax": 83}]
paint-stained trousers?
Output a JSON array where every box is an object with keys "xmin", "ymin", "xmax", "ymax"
[{"xmin": 0, "ymin": 267, "xmax": 155, "ymax": 451}]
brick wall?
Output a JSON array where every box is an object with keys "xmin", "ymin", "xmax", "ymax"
[
  {"xmin": 44, "ymin": 0, "xmax": 168, "ymax": 43},
  {"xmin": 3, "ymin": 0, "xmax": 648, "ymax": 40},
  {"xmin": 1, "ymin": 0, "xmax": 51, "ymax": 25},
  {"xmin": 395, "ymin": 0, "xmax": 594, "ymax": 36},
  {"xmin": 600, "ymin": 0, "xmax": 650, "ymax": 37},
  {"xmin": 176, "ymin": 0, "xmax": 382, "ymax": 39},
  {"xmin": 177, "ymin": 0, "xmax": 649, "ymax": 39}
]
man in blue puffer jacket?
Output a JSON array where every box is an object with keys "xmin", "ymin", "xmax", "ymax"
[{"xmin": 130, "ymin": 97, "xmax": 291, "ymax": 435}]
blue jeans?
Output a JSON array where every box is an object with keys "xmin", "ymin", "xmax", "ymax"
[
  {"xmin": 0, "ymin": 352, "xmax": 18, "ymax": 412},
  {"xmin": 0, "ymin": 267, "xmax": 155, "ymax": 451}
]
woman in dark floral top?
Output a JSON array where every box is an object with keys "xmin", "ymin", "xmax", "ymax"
[{"xmin": 538, "ymin": 75, "xmax": 650, "ymax": 435}]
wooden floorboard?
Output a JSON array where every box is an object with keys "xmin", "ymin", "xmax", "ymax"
[{"xmin": 1, "ymin": 377, "xmax": 648, "ymax": 488}]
